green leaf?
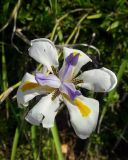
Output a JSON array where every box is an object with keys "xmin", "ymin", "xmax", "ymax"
[
  {"xmin": 107, "ymin": 21, "xmax": 120, "ymax": 31},
  {"xmin": 87, "ymin": 13, "xmax": 102, "ymax": 19}
]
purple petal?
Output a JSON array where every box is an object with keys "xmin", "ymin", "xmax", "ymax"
[
  {"xmin": 59, "ymin": 82, "xmax": 81, "ymax": 100},
  {"xmin": 59, "ymin": 53, "xmax": 79, "ymax": 82},
  {"xmin": 65, "ymin": 53, "xmax": 79, "ymax": 66},
  {"xmin": 35, "ymin": 73, "xmax": 61, "ymax": 88},
  {"xmin": 59, "ymin": 63, "xmax": 73, "ymax": 82}
]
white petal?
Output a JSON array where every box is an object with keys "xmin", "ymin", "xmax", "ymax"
[
  {"xmin": 63, "ymin": 47, "xmax": 92, "ymax": 76},
  {"xmin": 17, "ymin": 73, "xmax": 46, "ymax": 107},
  {"xmin": 25, "ymin": 93, "xmax": 60, "ymax": 127},
  {"xmin": 64, "ymin": 95, "xmax": 99, "ymax": 139},
  {"xmin": 77, "ymin": 67, "xmax": 117, "ymax": 92},
  {"xmin": 102, "ymin": 67, "xmax": 117, "ymax": 91},
  {"xmin": 29, "ymin": 38, "xmax": 59, "ymax": 72}
]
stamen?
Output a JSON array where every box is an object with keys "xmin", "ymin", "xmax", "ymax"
[
  {"xmin": 51, "ymin": 89, "xmax": 60, "ymax": 101},
  {"xmin": 51, "ymin": 66, "xmax": 58, "ymax": 76},
  {"xmin": 72, "ymin": 78, "xmax": 83, "ymax": 85}
]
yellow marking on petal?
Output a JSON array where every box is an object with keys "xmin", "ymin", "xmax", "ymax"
[
  {"xmin": 74, "ymin": 98, "xmax": 91, "ymax": 117},
  {"xmin": 73, "ymin": 51, "xmax": 82, "ymax": 57},
  {"xmin": 62, "ymin": 93, "xmax": 91, "ymax": 117},
  {"xmin": 73, "ymin": 51, "xmax": 78, "ymax": 56},
  {"xmin": 21, "ymin": 81, "xmax": 40, "ymax": 92}
]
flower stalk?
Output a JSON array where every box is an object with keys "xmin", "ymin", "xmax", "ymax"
[
  {"xmin": 11, "ymin": 127, "xmax": 20, "ymax": 160},
  {"xmin": 51, "ymin": 123, "xmax": 64, "ymax": 160},
  {"xmin": 31, "ymin": 126, "xmax": 38, "ymax": 160}
]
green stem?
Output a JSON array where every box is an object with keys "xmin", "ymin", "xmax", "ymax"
[
  {"xmin": 51, "ymin": 123, "xmax": 64, "ymax": 160},
  {"xmin": 51, "ymin": 138, "xmax": 56, "ymax": 160},
  {"xmin": 116, "ymin": 59, "xmax": 127, "ymax": 82},
  {"xmin": 50, "ymin": 8, "xmax": 87, "ymax": 41},
  {"xmin": 11, "ymin": 127, "xmax": 20, "ymax": 160},
  {"xmin": 31, "ymin": 126, "xmax": 38, "ymax": 160},
  {"xmin": 0, "ymin": 81, "xmax": 21, "ymax": 104},
  {"xmin": 65, "ymin": 14, "xmax": 88, "ymax": 44},
  {"xmin": 12, "ymin": 81, "xmax": 21, "ymax": 89},
  {"xmin": 2, "ymin": 34, "xmax": 10, "ymax": 118}
]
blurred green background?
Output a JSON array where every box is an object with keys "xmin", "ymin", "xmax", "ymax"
[{"xmin": 0, "ymin": 0, "xmax": 128, "ymax": 159}]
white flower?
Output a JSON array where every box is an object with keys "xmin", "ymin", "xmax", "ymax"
[{"xmin": 17, "ymin": 38, "xmax": 117, "ymax": 139}]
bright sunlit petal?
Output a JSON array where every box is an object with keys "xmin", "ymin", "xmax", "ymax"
[
  {"xmin": 29, "ymin": 38, "xmax": 59, "ymax": 72},
  {"xmin": 63, "ymin": 95, "xmax": 99, "ymax": 139},
  {"xmin": 25, "ymin": 93, "xmax": 60, "ymax": 127},
  {"xmin": 101, "ymin": 67, "xmax": 117, "ymax": 91},
  {"xmin": 77, "ymin": 67, "xmax": 117, "ymax": 92},
  {"xmin": 17, "ymin": 73, "xmax": 40, "ymax": 107},
  {"xmin": 17, "ymin": 73, "xmax": 48, "ymax": 107}
]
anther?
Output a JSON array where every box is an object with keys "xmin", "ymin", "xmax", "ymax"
[
  {"xmin": 51, "ymin": 89, "xmax": 60, "ymax": 101},
  {"xmin": 72, "ymin": 78, "xmax": 83, "ymax": 85},
  {"xmin": 51, "ymin": 66, "xmax": 58, "ymax": 76}
]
